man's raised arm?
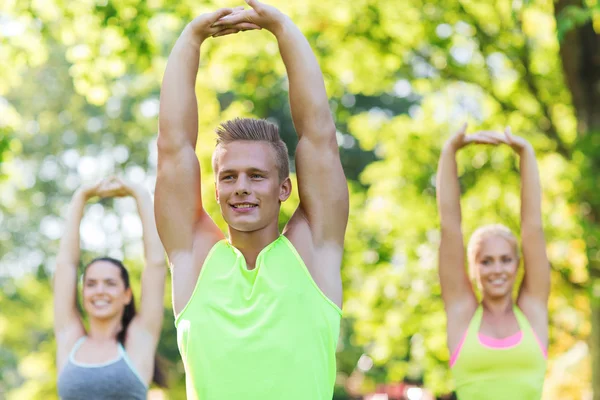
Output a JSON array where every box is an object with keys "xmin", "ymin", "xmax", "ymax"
[
  {"xmin": 156, "ymin": 10, "xmax": 260, "ymax": 313},
  {"xmin": 273, "ymin": 14, "xmax": 335, "ymax": 143},
  {"xmin": 156, "ymin": 9, "xmax": 244, "ymax": 257},
  {"xmin": 277, "ymin": 8, "xmax": 349, "ymax": 245},
  {"xmin": 217, "ymin": 0, "xmax": 349, "ymax": 245}
]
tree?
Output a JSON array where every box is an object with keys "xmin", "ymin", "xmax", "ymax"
[{"xmin": 555, "ymin": 2, "xmax": 600, "ymax": 398}]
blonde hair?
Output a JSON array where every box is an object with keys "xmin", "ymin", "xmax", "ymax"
[
  {"xmin": 212, "ymin": 118, "xmax": 289, "ymax": 181},
  {"xmin": 467, "ymin": 224, "xmax": 520, "ymax": 280}
]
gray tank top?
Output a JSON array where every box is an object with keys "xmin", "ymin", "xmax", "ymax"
[{"xmin": 57, "ymin": 337, "xmax": 148, "ymax": 400}]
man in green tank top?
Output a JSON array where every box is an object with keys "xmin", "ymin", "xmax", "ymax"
[{"xmin": 154, "ymin": 1, "xmax": 349, "ymax": 398}]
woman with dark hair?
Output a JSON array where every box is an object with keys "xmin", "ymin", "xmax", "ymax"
[
  {"xmin": 54, "ymin": 176, "xmax": 167, "ymax": 399},
  {"xmin": 437, "ymin": 125, "xmax": 550, "ymax": 399}
]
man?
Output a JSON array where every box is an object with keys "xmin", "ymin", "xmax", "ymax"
[{"xmin": 155, "ymin": 1, "xmax": 349, "ymax": 399}]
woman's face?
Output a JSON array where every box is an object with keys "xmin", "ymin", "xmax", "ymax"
[
  {"xmin": 82, "ymin": 260, "xmax": 131, "ymax": 320},
  {"xmin": 475, "ymin": 235, "xmax": 519, "ymax": 300}
]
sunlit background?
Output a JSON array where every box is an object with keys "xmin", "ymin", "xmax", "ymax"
[{"xmin": 1, "ymin": 0, "xmax": 599, "ymax": 399}]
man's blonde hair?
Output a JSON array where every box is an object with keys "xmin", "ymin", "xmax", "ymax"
[{"xmin": 212, "ymin": 117, "xmax": 290, "ymax": 181}]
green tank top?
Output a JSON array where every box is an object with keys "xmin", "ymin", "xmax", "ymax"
[
  {"xmin": 175, "ymin": 235, "xmax": 342, "ymax": 400},
  {"xmin": 451, "ymin": 305, "xmax": 546, "ymax": 400}
]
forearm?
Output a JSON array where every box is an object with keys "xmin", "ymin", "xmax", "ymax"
[
  {"xmin": 56, "ymin": 190, "xmax": 89, "ymax": 267},
  {"xmin": 158, "ymin": 25, "xmax": 203, "ymax": 151},
  {"xmin": 275, "ymin": 18, "xmax": 334, "ymax": 139},
  {"xmin": 437, "ymin": 145, "xmax": 463, "ymax": 229},
  {"xmin": 132, "ymin": 188, "xmax": 166, "ymax": 266},
  {"xmin": 519, "ymin": 145, "xmax": 543, "ymax": 229}
]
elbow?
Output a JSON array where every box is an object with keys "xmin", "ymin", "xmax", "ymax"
[
  {"xmin": 323, "ymin": 133, "xmax": 339, "ymax": 153},
  {"xmin": 156, "ymin": 133, "xmax": 176, "ymax": 155},
  {"xmin": 156, "ymin": 129, "xmax": 187, "ymax": 156},
  {"xmin": 319, "ymin": 123, "xmax": 338, "ymax": 141},
  {"xmin": 297, "ymin": 120, "xmax": 337, "ymax": 144},
  {"xmin": 521, "ymin": 222, "xmax": 544, "ymax": 237},
  {"xmin": 316, "ymin": 129, "xmax": 340, "ymax": 151},
  {"xmin": 439, "ymin": 219, "xmax": 462, "ymax": 233},
  {"xmin": 146, "ymin": 257, "xmax": 167, "ymax": 269}
]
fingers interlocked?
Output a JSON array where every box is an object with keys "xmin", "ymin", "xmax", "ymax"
[{"xmin": 211, "ymin": 7, "xmax": 261, "ymax": 37}]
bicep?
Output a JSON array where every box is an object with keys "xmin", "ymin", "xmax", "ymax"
[
  {"xmin": 53, "ymin": 263, "xmax": 85, "ymax": 369},
  {"xmin": 155, "ymin": 145, "xmax": 203, "ymax": 255},
  {"xmin": 438, "ymin": 229, "xmax": 476, "ymax": 308},
  {"xmin": 440, "ymin": 237, "xmax": 478, "ymax": 348},
  {"xmin": 53, "ymin": 262, "xmax": 83, "ymax": 337},
  {"xmin": 519, "ymin": 226, "xmax": 550, "ymax": 302},
  {"xmin": 136, "ymin": 264, "xmax": 168, "ymax": 337},
  {"xmin": 294, "ymin": 137, "xmax": 349, "ymax": 245}
]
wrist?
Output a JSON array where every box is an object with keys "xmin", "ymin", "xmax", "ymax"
[
  {"xmin": 184, "ymin": 22, "xmax": 207, "ymax": 47},
  {"xmin": 126, "ymin": 183, "xmax": 148, "ymax": 199},
  {"xmin": 131, "ymin": 186, "xmax": 150, "ymax": 200},
  {"xmin": 271, "ymin": 15, "xmax": 292, "ymax": 38},
  {"xmin": 443, "ymin": 141, "xmax": 460, "ymax": 155},
  {"xmin": 75, "ymin": 187, "xmax": 94, "ymax": 201},
  {"xmin": 517, "ymin": 143, "xmax": 534, "ymax": 156}
]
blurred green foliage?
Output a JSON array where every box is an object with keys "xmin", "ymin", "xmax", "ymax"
[{"xmin": 1, "ymin": 0, "xmax": 599, "ymax": 398}]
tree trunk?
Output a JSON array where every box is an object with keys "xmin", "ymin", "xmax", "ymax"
[
  {"xmin": 592, "ymin": 296, "xmax": 600, "ymax": 400},
  {"xmin": 555, "ymin": 1, "xmax": 600, "ymax": 397},
  {"xmin": 556, "ymin": 2, "xmax": 600, "ymax": 134}
]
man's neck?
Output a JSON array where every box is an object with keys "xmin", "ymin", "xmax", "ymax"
[{"xmin": 228, "ymin": 223, "xmax": 281, "ymax": 270}]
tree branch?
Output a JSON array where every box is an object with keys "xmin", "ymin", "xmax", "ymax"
[
  {"xmin": 455, "ymin": 0, "xmax": 572, "ymax": 159},
  {"xmin": 517, "ymin": 35, "xmax": 572, "ymax": 159}
]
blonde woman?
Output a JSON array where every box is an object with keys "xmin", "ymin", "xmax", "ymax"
[{"xmin": 437, "ymin": 126, "xmax": 549, "ymax": 399}]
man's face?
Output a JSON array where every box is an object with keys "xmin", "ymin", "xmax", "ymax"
[{"xmin": 214, "ymin": 141, "xmax": 291, "ymax": 233}]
